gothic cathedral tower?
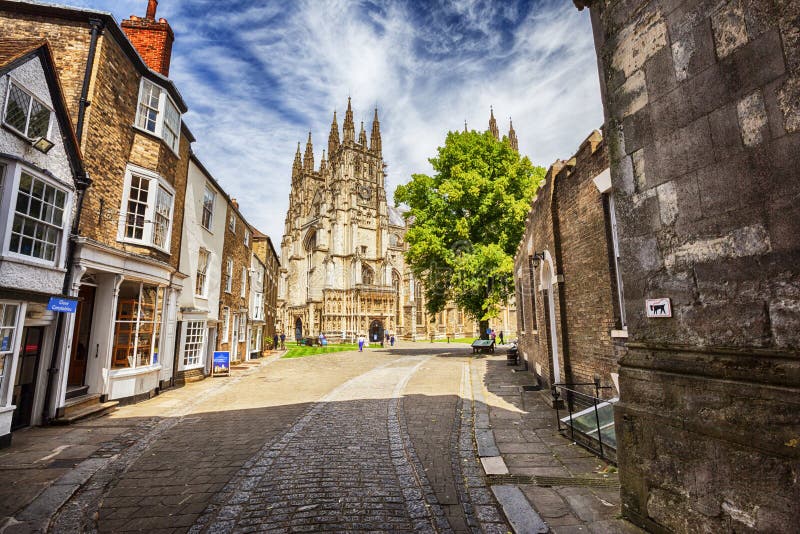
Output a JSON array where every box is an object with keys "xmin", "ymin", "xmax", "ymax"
[{"xmin": 278, "ymin": 100, "xmax": 407, "ymax": 342}]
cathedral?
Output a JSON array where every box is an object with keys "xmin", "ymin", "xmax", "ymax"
[{"xmin": 277, "ymin": 101, "xmax": 517, "ymax": 343}]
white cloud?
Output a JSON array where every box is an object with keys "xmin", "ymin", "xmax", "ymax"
[{"xmin": 39, "ymin": 0, "xmax": 604, "ymax": 243}]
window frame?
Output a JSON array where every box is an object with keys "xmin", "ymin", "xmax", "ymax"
[
  {"xmin": 181, "ymin": 320, "xmax": 206, "ymax": 369},
  {"xmin": 0, "ymin": 301, "xmax": 21, "ymax": 402},
  {"xmin": 117, "ymin": 165, "xmax": 175, "ymax": 254},
  {"xmin": 2, "ymin": 77, "xmax": 53, "ymax": 141},
  {"xmin": 195, "ymin": 248, "xmax": 209, "ymax": 297},
  {"xmin": 134, "ymin": 78, "xmax": 181, "ymax": 154},
  {"xmin": 225, "ymin": 257, "xmax": 233, "ymax": 293},
  {"xmin": 201, "ymin": 185, "xmax": 215, "ymax": 231},
  {"xmin": 220, "ymin": 306, "xmax": 230, "ymax": 343},
  {"xmin": 244, "ymin": 228, "xmax": 250, "ymax": 246},
  {"xmin": 0, "ymin": 159, "xmax": 72, "ymax": 268},
  {"xmin": 241, "ymin": 266, "xmax": 247, "ymax": 297},
  {"xmin": 111, "ymin": 281, "xmax": 164, "ymax": 370},
  {"xmin": 228, "ymin": 213, "xmax": 236, "ymax": 233}
]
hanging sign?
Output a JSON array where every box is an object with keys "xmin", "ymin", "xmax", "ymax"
[
  {"xmin": 212, "ymin": 351, "xmax": 230, "ymax": 375},
  {"xmin": 47, "ymin": 297, "xmax": 78, "ymax": 313}
]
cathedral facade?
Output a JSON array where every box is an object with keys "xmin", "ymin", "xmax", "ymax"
[{"xmin": 277, "ymin": 101, "xmax": 517, "ymax": 343}]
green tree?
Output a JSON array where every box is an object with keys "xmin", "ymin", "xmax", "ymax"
[{"xmin": 395, "ymin": 130, "xmax": 545, "ymax": 336}]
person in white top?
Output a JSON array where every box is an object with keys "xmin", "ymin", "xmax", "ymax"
[{"xmin": 358, "ymin": 334, "xmax": 365, "ymax": 352}]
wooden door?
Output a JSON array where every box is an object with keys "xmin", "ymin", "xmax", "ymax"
[{"xmin": 68, "ymin": 286, "xmax": 95, "ymax": 386}]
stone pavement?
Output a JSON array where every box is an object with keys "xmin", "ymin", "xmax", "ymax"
[{"xmin": 475, "ymin": 353, "xmax": 642, "ymax": 534}]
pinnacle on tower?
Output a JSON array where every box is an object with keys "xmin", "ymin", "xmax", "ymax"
[
  {"xmin": 328, "ymin": 110, "xmax": 340, "ymax": 156},
  {"xmin": 464, "ymin": 120, "xmax": 468, "ymax": 133},
  {"xmin": 358, "ymin": 121, "xmax": 367, "ymax": 146},
  {"xmin": 508, "ymin": 119, "xmax": 518, "ymax": 152},
  {"xmin": 304, "ymin": 131, "xmax": 314, "ymax": 171},
  {"xmin": 319, "ymin": 149, "xmax": 327, "ymax": 173},
  {"xmin": 292, "ymin": 142, "xmax": 302, "ymax": 178},
  {"xmin": 343, "ymin": 97, "xmax": 355, "ymax": 143},
  {"xmin": 489, "ymin": 106, "xmax": 499, "ymax": 140},
  {"xmin": 370, "ymin": 108, "xmax": 382, "ymax": 155}
]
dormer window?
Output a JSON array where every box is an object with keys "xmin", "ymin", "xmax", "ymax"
[
  {"xmin": 135, "ymin": 79, "xmax": 181, "ymax": 152},
  {"xmin": 3, "ymin": 79, "xmax": 51, "ymax": 140}
]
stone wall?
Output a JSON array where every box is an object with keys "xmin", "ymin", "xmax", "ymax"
[
  {"xmin": 514, "ymin": 131, "xmax": 621, "ymax": 392},
  {"xmin": 579, "ymin": 0, "xmax": 800, "ymax": 530}
]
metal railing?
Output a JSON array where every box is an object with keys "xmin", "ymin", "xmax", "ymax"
[{"xmin": 552, "ymin": 382, "xmax": 616, "ymax": 463}]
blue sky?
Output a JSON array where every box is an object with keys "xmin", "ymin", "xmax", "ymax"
[{"xmin": 64, "ymin": 0, "xmax": 604, "ymax": 241}]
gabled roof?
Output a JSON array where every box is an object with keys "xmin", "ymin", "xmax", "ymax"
[{"xmin": 0, "ymin": 38, "xmax": 87, "ymax": 185}]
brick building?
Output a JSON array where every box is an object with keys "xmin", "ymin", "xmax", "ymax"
[
  {"xmin": 216, "ymin": 199, "xmax": 255, "ymax": 364},
  {"xmin": 0, "ymin": 40, "xmax": 88, "ymax": 442},
  {"xmin": 253, "ymin": 230, "xmax": 280, "ymax": 343},
  {"xmin": 576, "ymin": 0, "xmax": 800, "ymax": 530},
  {"xmin": 0, "ymin": 1, "xmax": 193, "ymax": 405},
  {"xmin": 514, "ymin": 130, "xmax": 624, "ymax": 395}
]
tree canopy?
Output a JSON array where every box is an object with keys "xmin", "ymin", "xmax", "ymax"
[{"xmin": 395, "ymin": 129, "xmax": 545, "ymax": 328}]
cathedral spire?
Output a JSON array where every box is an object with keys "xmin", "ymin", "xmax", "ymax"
[
  {"xmin": 319, "ymin": 149, "xmax": 327, "ymax": 173},
  {"xmin": 370, "ymin": 108, "xmax": 382, "ymax": 155},
  {"xmin": 464, "ymin": 120, "xmax": 468, "ymax": 133},
  {"xmin": 343, "ymin": 97, "xmax": 355, "ymax": 144},
  {"xmin": 508, "ymin": 119, "xmax": 518, "ymax": 152},
  {"xmin": 358, "ymin": 121, "xmax": 367, "ymax": 146},
  {"xmin": 328, "ymin": 110, "xmax": 340, "ymax": 156},
  {"xmin": 303, "ymin": 131, "xmax": 314, "ymax": 171},
  {"xmin": 489, "ymin": 106, "xmax": 499, "ymax": 140}
]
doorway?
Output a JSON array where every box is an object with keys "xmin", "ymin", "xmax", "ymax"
[
  {"xmin": 232, "ymin": 314, "xmax": 240, "ymax": 361},
  {"xmin": 369, "ymin": 320, "xmax": 383, "ymax": 344},
  {"xmin": 295, "ymin": 317, "xmax": 302, "ymax": 342},
  {"xmin": 11, "ymin": 326, "xmax": 45, "ymax": 430},
  {"xmin": 68, "ymin": 285, "xmax": 95, "ymax": 387},
  {"xmin": 540, "ymin": 258, "xmax": 561, "ymax": 384}
]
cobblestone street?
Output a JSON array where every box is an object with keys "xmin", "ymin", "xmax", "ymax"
[{"xmin": 1, "ymin": 344, "xmax": 517, "ymax": 533}]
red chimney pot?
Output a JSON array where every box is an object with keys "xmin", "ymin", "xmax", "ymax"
[{"xmin": 146, "ymin": 0, "xmax": 158, "ymax": 19}]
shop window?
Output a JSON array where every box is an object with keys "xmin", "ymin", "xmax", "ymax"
[
  {"xmin": 182, "ymin": 321, "xmax": 206, "ymax": 368},
  {"xmin": 112, "ymin": 282, "xmax": 164, "ymax": 369}
]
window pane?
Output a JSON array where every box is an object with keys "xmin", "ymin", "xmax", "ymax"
[
  {"xmin": 152, "ymin": 186, "xmax": 173, "ymax": 248},
  {"xmin": 125, "ymin": 175, "xmax": 149, "ymax": 241},
  {"xmin": 137, "ymin": 80, "xmax": 160, "ymax": 133},
  {"xmin": 4, "ymin": 83, "xmax": 30, "ymax": 133},
  {"xmin": 28, "ymin": 99, "xmax": 50, "ymax": 138},
  {"xmin": 11, "ymin": 173, "xmax": 65, "ymax": 261},
  {"xmin": 202, "ymin": 187, "xmax": 214, "ymax": 229}
]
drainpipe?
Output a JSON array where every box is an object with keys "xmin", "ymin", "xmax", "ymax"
[
  {"xmin": 76, "ymin": 18, "xmax": 104, "ymax": 143},
  {"xmin": 42, "ymin": 173, "xmax": 92, "ymax": 424}
]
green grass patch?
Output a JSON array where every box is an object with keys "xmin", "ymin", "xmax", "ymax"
[
  {"xmin": 281, "ymin": 343, "xmax": 360, "ymax": 359},
  {"xmin": 432, "ymin": 337, "xmax": 476, "ymax": 344}
]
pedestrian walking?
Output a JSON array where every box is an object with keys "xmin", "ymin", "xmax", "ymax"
[
  {"xmin": 358, "ymin": 334, "xmax": 365, "ymax": 352},
  {"xmin": 390, "ymin": 335, "xmax": 395, "ymax": 347},
  {"xmin": 279, "ymin": 332, "xmax": 286, "ymax": 349},
  {"xmin": 490, "ymin": 329, "xmax": 496, "ymax": 343},
  {"xmin": 499, "ymin": 330, "xmax": 504, "ymax": 344},
  {"xmin": 273, "ymin": 333, "xmax": 279, "ymax": 350}
]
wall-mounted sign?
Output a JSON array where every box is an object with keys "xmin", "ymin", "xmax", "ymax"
[
  {"xmin": 212, "ymin": 351, "xmax": 230, "ymax": 376},
  {"xmin": 646, "ymin": 298, "xmax": 672, "ymax": 318},
  {"xmin": 47, "ymin": 297, "xmax": 78, "ymax": 313}
]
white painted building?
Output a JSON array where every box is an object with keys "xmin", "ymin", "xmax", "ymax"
[
  {"xmin": 176, "ymin": 156, "xmax": 226, "ymax": 379},
  {"xmin": 0, "ymin": 41, "xmax": 87, "ymax": 444}
]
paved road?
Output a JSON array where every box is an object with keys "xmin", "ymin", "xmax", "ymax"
[{"xmin": 44, "ymin": 344, "xmax": 509, "ymax": 533}]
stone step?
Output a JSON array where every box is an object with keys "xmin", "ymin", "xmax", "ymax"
[
  {"xmin": 52, "ymin": 400, "xmax": 118, "ymax": 425},
  {"xmin": 62, "ymin": 394, "xmax": 103, "ymax": 416},
  {"xmin": 65, "ymin": 384, "xmax": 89, "ymax": 400}
]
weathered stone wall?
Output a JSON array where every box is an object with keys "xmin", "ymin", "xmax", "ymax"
[
  {"xmin": 514, "ymin": 132, "xmax": 620, "ymax": 392},
  {"xmin": 581, "ymin": 0, "xmax": 800, "ymax": 530}
]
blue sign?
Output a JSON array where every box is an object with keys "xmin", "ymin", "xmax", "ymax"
[
  {"xmin": 47, "ymin": 297, "xmax": 78, "ymax": 313},
  {"xmin": 212, "ymin": 351, "xmax": 230, "ymax": 375}
]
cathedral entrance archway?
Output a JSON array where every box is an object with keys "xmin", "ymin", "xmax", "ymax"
[
  {"xmin": 369, "ymin": 320, "xmax": 383, "ymax": 344},
  {"xmin": 294, "ymin": 317, "xmax": 303, "ymax": 342}
]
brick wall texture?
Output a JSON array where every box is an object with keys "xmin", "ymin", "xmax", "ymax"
[
  {"xmin": 217, "ymin": 204, "xmax": 252, "ymax": 361},
  {"xmin": 584, "ymin": 0, "xmax": 800, "ymax": 531},
  {"xmin": 120, "ymin": 17, "xmax": 173, "ymax": 77},
  {"xmin": 514, "ymin": 131, "xmax": 620, "ymax": 393}
]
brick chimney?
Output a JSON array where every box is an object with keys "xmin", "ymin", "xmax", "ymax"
[
  {"xmin": 121, "ymin": 0, "xmax": 174, "ymax": 77},
  {"xmin": 231, "ymin": 198, "xmax": 239, "ymax": 210}
]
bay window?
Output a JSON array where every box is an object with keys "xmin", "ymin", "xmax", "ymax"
[
  {"xmin": 182, "ymin": 321, "xmax": 206, "ymax": 368},
  {"xmin": 119, "ymin": 165, "xmax": 174, "ymax": 252},
  {"xmin": 112, "ymin": 282, "xmax": 164, "ymax": 369},
  {"xmin": 135, "ymin": 79, "xmax": 181, "ymax": 152},
  {"xmin": 3, "ymin": 79, "xmax": 52, "ymax": 140}
]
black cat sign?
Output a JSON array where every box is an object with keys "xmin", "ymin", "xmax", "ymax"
[{"xmin": 646, "ymin": 298, "xmax": 672, "ymax": 318}]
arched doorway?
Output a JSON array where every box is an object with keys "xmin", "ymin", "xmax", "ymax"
[
  {"xmin": 294, "ymin": 317, "xmax": 303, "ymax": 341},
  {"xmin": 369, "ymin": 319, "xmax": 383, "ymax": 344},
  {"xmin": 540, "ymin": 254, "xmax": 560, "ymax": 384}
]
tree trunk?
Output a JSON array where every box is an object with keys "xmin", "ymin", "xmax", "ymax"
[{"xmin": 479, "ymin": 319, "xmax": 489, "ymax": 339}]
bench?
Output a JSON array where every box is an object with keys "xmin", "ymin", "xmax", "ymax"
[{"xmin": 471, "ymin": 339, "xmax": 495, "ymax": 354}]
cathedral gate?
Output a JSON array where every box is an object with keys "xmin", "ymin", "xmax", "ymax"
[
  {"xmin": 369, "ymin": 320, "xmax": 384, "ymax": 344},
  {"xmin": 294, "ymin": 318, "xmax": 303, "ymax": 342}
]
